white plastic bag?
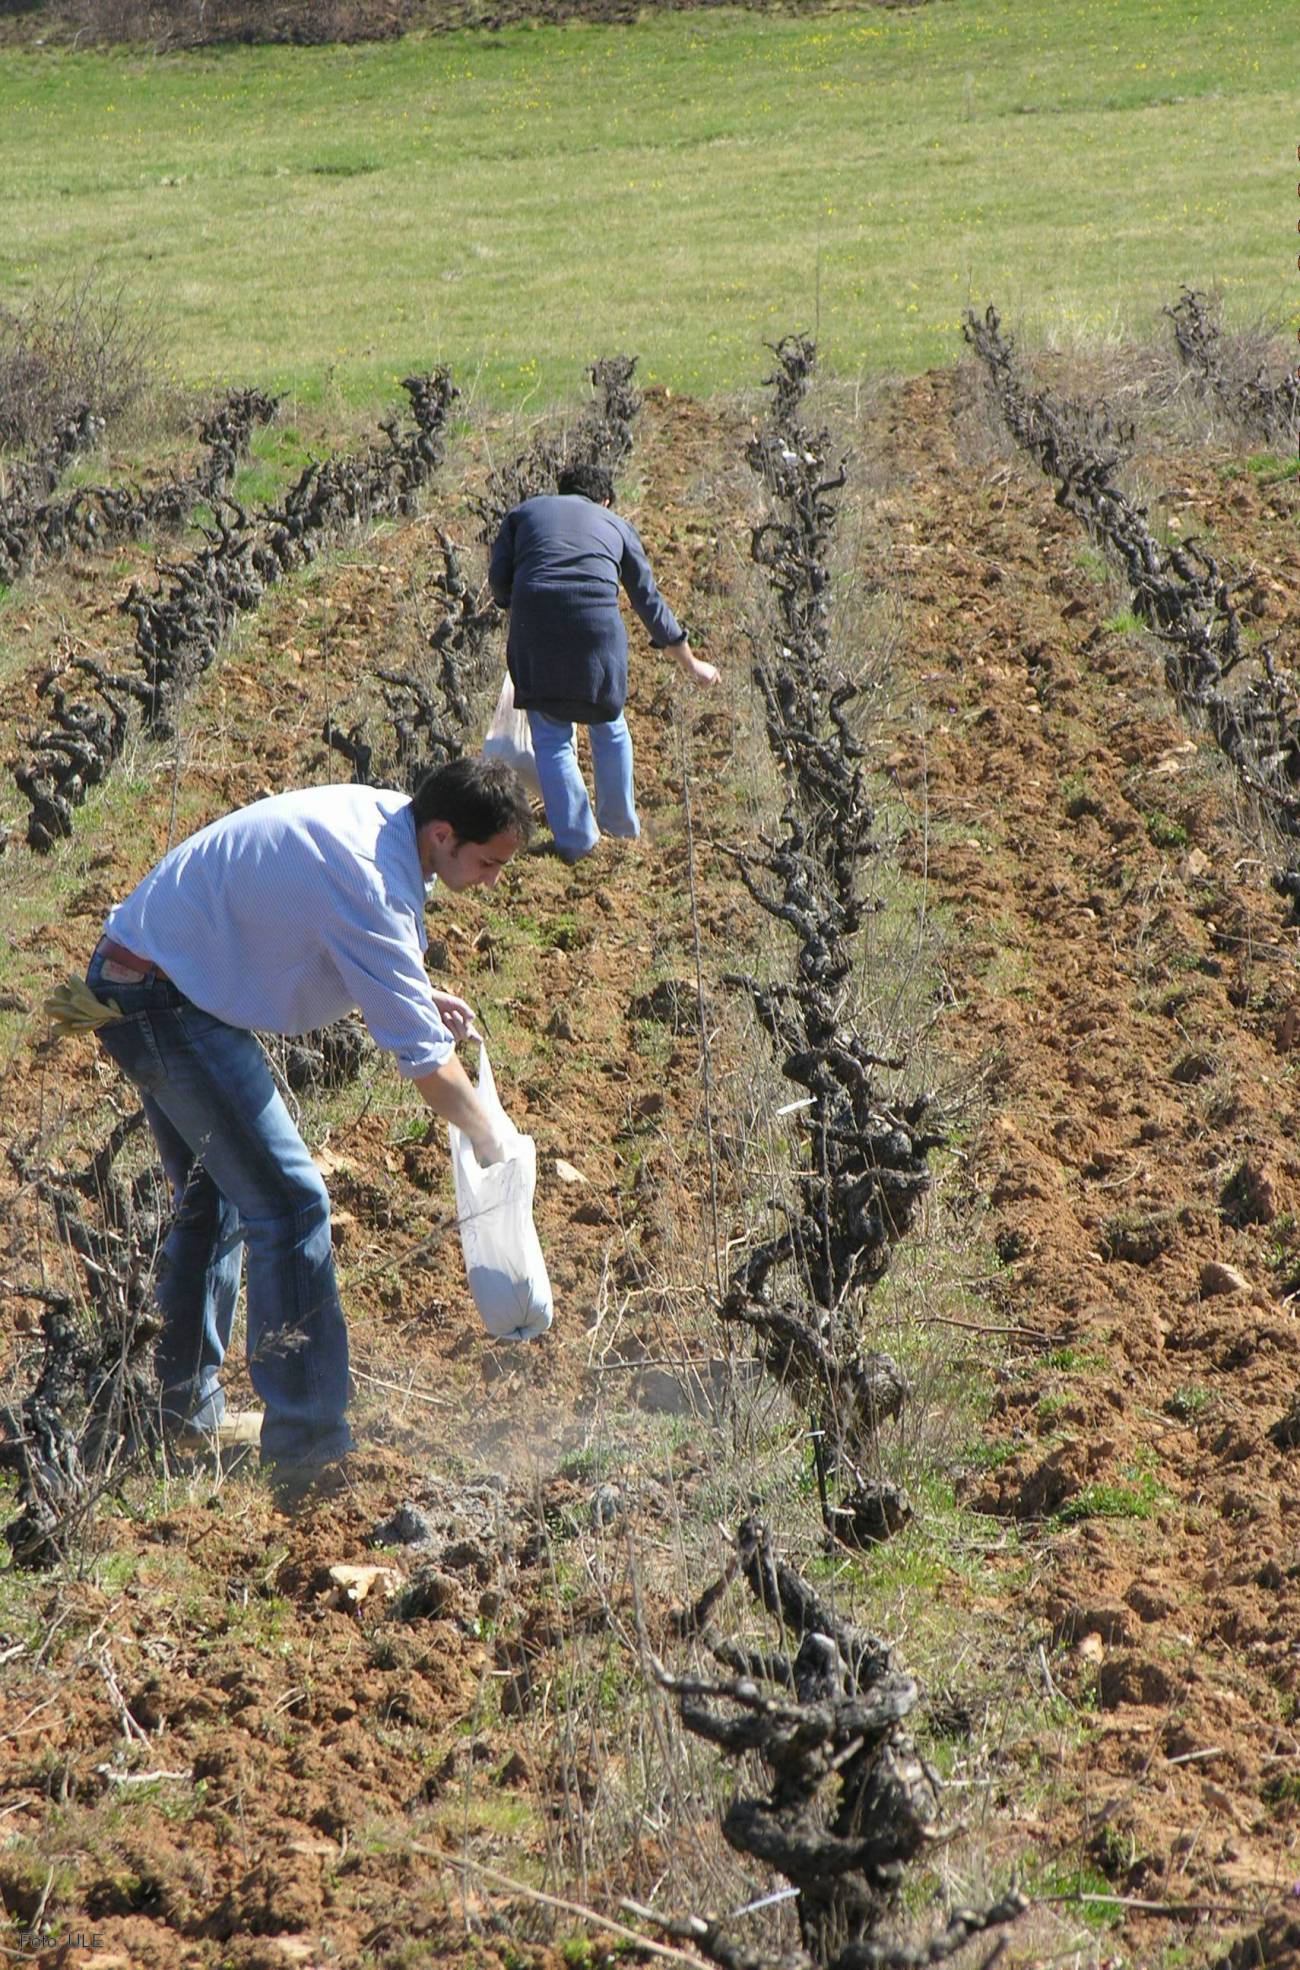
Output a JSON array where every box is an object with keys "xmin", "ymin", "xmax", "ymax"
[
  {"xmin": 448, "ymin": 1043, "xmax": 553, "ymax": 1342},
  {"xmin": 483, "ymin": 671, "xmax": 542, "ymax": 801}
]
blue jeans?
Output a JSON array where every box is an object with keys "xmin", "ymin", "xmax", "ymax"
[
  {"xmin": 86, "ymin": 949, "xmax": 352, "ymax": 1469},
  {"xmin": 526, "ymin": 709, "xmax": 640, "ymax": 861}
]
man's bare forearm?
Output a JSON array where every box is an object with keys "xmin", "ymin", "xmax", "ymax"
[{"xmin": 414, "ymin": 1055, "xmax": 501, "ymax": 1159}]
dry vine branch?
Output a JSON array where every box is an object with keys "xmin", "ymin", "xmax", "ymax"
[
  {"xmin": 14, "ymin": 371, "xmax": 457, "ymax": 849},
  {"xmin": 1163, "ymin": 286, "xmax": 1300, "ymax": 445},
  {"xmin": 721, "ymin": 332, "xmax": 939, "ymax": 1529},
  {"xmin": 2, "ymin": 1115, "xmax": 167, "ymax": 1568},
  {"xmin": 653, "ymin": 1520, "xmax": 1024, "ymax": 1970}
]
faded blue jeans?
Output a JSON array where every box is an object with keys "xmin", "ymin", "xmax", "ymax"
[
  {"xmin": 526, "ymin": 709, "xmax": 640, "ymax": 861},
  {"xmin": 87, "ymin": 948, "xmax": 352, "ymax": 1470}
]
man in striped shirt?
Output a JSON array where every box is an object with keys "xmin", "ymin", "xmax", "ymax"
[{"xmin": 85, "ymin": 756, "xmax": 532, "ymax": 1501}]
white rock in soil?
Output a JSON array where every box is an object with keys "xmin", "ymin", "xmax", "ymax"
[{"xmin": 1199, "ymin": 1261, "xmax": 1251, "ymax": 1298}]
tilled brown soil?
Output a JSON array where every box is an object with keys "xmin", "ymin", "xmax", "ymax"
[
  {"xmin": 874, "ymin": 368, "xmax": 1300, "ymax": 1960},
  {"xmin": 2, "ymin": 370, "xmax": 1299, "ymax": 1968}
]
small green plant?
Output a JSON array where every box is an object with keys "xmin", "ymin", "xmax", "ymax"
[
  {"xmin": 387, "ymin": 1113, "xmax": 430, "ymax": 1147},
  {"xmin": 1088, "ymin": 1819, "xmax": 1138, "ymax": 1879},
  {"xmin": 0, "ymin": 1565, "xmax": 69, "ymax": 1653},
  {"xmin": 1263, "ymin": 1769, "xmax": 1300, "ymax": 1812},
  {"xmin": 1060, "ymin": 769, "xmax": 1096, "ymax": 820},
  {"xmin": 1019, "ymin": 1858, "xmax": 1123, "ymax": 1930},
  {"xmin": 964, "ymin": 1436, "xmax": 1020, "ymax": 1474},
  {"xmin": 92, "ymin": 1549, "xmax": 141, "ymax": 1594},
  {"xmin": 1145, "ymin": 808, "xmax": 1189, "ymax": 851},
  {"xmin": 1247, "ymin": 453, "xmax": 1300, "ymax": 485},
  {"xmin": 1039, "ymin": 1345, "xmax": 1107, "ymax": 1374},
  {"xmin": 1051, "ymin": 1470, "xmax": 1165, "ymax": 1528},
  {"xmin": 1103, "ymin": 607, "xmax": 1145, "ymax": 635},
  {"xmin": 555, "ymin": 1443, "xmax": 609, "ymax": 1483},
  {"xmin": 1265, "ymin": 1212, "xmax": 1300, "ymax": 1272},
  {"xmin": 542, "ymin": 913, "xmax": 590, "ymax": 954},
  {"xmin": 1165, "ymin": 1384, "xmax": 1212, "ymax": 1422}
]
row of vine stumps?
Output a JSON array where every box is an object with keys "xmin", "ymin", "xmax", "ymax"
[
  {"xmin": 645, "ymin": 338, "xmax": 1023, "ymax": 1970},
  {"xmin": 962, "ymin": 299, "xmax": 1300, "ymax": 924},
  {"xmin": 11, "ymin": 370, "xmax": 456, "ymax": 850},
  {"xmin": 964, "ymin": 298, "xmax": 1300, "ymax": 1471},
  {"xmin": 0, "ymin": 386, "xmax": 280, "ymax": 588}
]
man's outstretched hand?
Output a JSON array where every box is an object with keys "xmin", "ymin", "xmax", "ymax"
[
  {"xmin": 673, "ymin": 638, "xmax": 720, "ymax": 689},
  {"xmin": 431, "ymin": 990, "xmax": 476, "ymax": 1044}
]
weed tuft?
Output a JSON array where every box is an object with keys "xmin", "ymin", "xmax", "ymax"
[{"xmin": 1144, "ymin": 807, "xmax": 1189, "ymax": 850}]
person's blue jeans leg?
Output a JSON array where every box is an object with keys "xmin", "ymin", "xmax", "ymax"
[
  {"xmin": 589, "ymin": 713, "xmax": 640, "ymax": 842},
  {"xmin": 526, "ymin": 710, "xmax": 600, "ymax": 860},
  {"xmin": 144, "ymin": 1095, "xmax": 242, "ymax": 1435},
  {"xmin": 88, "ymin": 954, "xmax": 353, "ymax": 1469}
]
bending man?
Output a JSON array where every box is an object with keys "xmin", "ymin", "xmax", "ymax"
[
  {"xmin": 84, "ymin": 757, "xmax": 532, "ymax": 1495},
  {"xmin": 488, "ymin": 460, "xmax": 718, "ymax": 863}
]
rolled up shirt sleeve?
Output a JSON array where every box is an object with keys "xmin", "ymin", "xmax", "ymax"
[{"xmin": 328, "ymin": 931, "xmax": 456, "ymax": 1078}]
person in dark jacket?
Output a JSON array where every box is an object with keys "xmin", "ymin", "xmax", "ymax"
[{"xmin": 488, "ymin": 461, "xmax": 718, "ymax": 861}]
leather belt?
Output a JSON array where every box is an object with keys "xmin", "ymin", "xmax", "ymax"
[{"xmin": 97, "ymin": 937, "xmax": 172, "ymax": 983}]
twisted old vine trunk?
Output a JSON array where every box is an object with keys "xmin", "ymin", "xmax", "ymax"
[{"xmin": 651, "ymin": 337, "xmax": 1020, "ymax": 1970}]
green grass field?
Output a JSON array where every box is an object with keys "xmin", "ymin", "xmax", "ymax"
[{"xmin": 1, "ymin": 0, "xmax": 1296, "ymax": 406}]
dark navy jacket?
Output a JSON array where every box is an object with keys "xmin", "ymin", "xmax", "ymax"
[{"xmin": 488, "ymin": 494, "xmax": 684, "ymax": 724}]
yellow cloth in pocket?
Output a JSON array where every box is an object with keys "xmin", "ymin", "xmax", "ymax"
[{"xmin": 44, "ymin": 976, "xmax": 123, "ymax": 1042}]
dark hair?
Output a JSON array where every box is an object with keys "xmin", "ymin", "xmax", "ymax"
[
  {"xmin": 411, "ymin": 755, "xmax": 534, "ymax": 845},
  {"xmin": 556, "ymin": 460, "xmax": 615, "ymax": 506}
]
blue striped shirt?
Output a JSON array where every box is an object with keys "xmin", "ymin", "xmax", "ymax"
[{"xmin": 103, "ymin": 785, "xmax": 455, "ymax": 1078}]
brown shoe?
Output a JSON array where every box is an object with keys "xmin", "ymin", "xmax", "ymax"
[{"xmin": 172, "ymin": 1410, "xmax": 264, "ymax": 1455}]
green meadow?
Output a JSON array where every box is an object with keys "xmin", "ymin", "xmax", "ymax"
[{"xmin": 1, "ymin": 0, "xmax": 1296, "ymax": 406}]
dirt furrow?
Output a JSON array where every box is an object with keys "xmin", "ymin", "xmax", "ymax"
[{"xmin": 869, "ymin": 369, "xmax": 1300, "ymax": 1931}]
